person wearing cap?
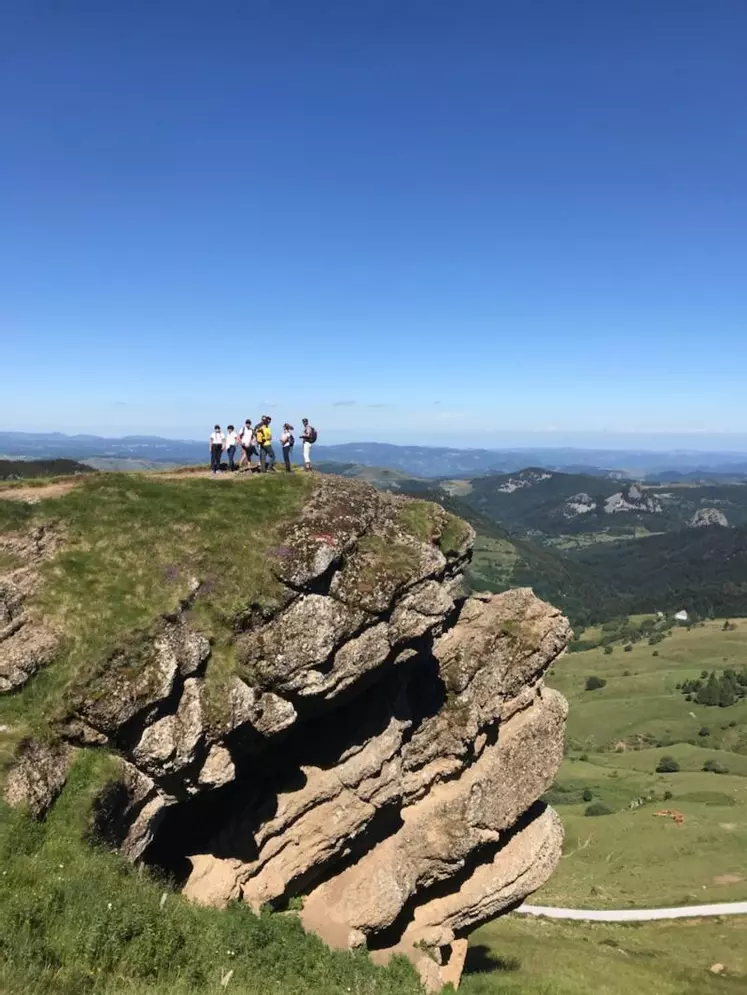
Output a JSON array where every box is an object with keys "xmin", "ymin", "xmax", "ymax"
[
  {"xmin": 255, "ymin": 415, "xmax": 276, "ymax": 472},
  {"xmin": 300, "ymin": 418, "xmax": 317, "ymax": 471},
  {"xmin": 209, "ymin": 425, "xmax": 225, "ymax": 475}
]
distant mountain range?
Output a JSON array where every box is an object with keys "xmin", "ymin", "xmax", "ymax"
[
  {"xmin": 448, "ymin": 467, "xmax": 747, "ymax": 539},
  {"xmin": 3, "ymin": 431, "xmax": 747, "ymax": 480}
]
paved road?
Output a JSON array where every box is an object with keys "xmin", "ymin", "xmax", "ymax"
[{"xmin": 517, "ymin": 902, "xmax": 747, "ymax": 922}]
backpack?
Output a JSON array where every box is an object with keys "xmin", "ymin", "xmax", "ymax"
[
  {"xmin": 308, "ymin": 426, "xmax": 318, "ymax": 444},
  {"xmin": 287, "ymin": 433, "xmax": 295, "ymax": 448}
]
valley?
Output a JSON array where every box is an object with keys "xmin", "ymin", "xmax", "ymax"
[
  {"xmin": 541, "ymin": 620, "xmax": 747, "ymax": 909},
  {"xmin": 319, "ymin": 461, "xmax": 747, "ymax": 628}
]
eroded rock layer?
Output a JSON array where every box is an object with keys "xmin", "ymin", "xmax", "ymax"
[{"xmin": 2, "ymin": 476, "xmax": 570, "ymax": 990}]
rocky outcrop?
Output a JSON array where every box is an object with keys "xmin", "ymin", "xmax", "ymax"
[
  {"xmin": 0, "ymin": 526, "xmax": 61, "ymax": 693},
  {"xmin": 689, "ymin": 507, "xmax": 729, "ymax": 528},
  {"xmin": 563, "ymin": 492, "xmax": 595, "ymax": 517},
  {"xmin": 2, "ymin": 476, "xmax": 570, "ymax": 990},
  {"xmin": 604, "ymin": 483, "xmax": 661, "ymax": 515},
  {"xmin": 3, "ymin": 739, "xmax": 73, "ymax": 817}
]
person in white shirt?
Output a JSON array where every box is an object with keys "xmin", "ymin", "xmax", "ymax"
[
  {"xmin": 239, "ymin": 419, "xmax": 256, "ymax": 471},
  {"xmin": 209, "ymin": 425, "xmax": 225, "ymax": 474},
  {"xmin": 225, "ymin": 424, "xmax": 240, "ymax": 472},
  {"xmin": 280, "ymin": 423, "xmax": 295, "ymax": 473},
  {"xmin": 300, "ymin": 418, "xmax": 316, "ymax": 471}
]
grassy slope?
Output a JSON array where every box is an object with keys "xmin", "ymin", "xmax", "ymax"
[
  {"xmin": 532, "ymin": 621, "xmax": 747, "ymax": 908},
  {"xmin": 0, "ymin": 752, "xmax": 422, "ymax": 995},
  {"xmin": 461, "ymin": 915, "xmax": 747, "ymax": 995}
]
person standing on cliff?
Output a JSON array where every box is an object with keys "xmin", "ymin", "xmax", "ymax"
[
  {"xmin": 300, "ymin": 418, "xmax": 317, "ymax": 471},
  {"xmin": 280, "ymin": 423, "xmax": 295, "ymax": 472},
  {"xmin": 255, "ymin": 415, "xmax": 276, "ymax": 472},
  {"xmin": 209, "ymin": 424, "xmax": 225, "ymax": 475},
  {"xmin": 239, "ymin": 419, "xmax": 256, "ymax": 471},
  {"xmin": 225, "ymin": 424, "xmax": 239, "ymax": 472}
]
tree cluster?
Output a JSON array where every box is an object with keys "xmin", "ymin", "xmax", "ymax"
[
  {"xmin": 678, "ymin": 668, "xmax": 747, "ymax": 707},
  {"xmin": 585, "ymin": 675, "xmax": 607, "ymax": 691}
]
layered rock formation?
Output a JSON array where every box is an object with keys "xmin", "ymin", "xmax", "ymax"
[
  {"xmin": 2, "ymin": 476, "xmax": 570, "ymax": 990},
  {"xmin": 0, "ymin": 525, "xmax": 61, "ymax": 693}
]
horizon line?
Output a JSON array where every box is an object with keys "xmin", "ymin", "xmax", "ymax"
[{"xmin": 3, "ymin": 428, "xmax": 747, "ymax": 456}]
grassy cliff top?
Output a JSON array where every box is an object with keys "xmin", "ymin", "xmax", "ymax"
[
  {"xmin": 0, "ymin": 472, "xmax": 315, "ymax": 733},
  {"xmin": 0, "ymin": 469, "xmax": 470, "ymax": 740}
]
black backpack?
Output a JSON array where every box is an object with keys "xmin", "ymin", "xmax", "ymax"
[
  {"xmin": 308, "ymin": 426, "xmax": 318, "ymax": 443},
  {"xmin": 288, "ymin": 433, "xmax": 295, "ymax": 448}
]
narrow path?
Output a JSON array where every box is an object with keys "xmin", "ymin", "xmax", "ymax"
[
  {"xmin": 517, "ymin": 902, "xmax": 747, "ymax": 921},
  {"xmin": 0, "ymin": 480, "xmax": 79, "ymax": 503}
]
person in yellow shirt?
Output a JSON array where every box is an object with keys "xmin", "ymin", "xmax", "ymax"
[{"xmin": 255, "ymin": 415, "xmax": 276, "ymax": 472}]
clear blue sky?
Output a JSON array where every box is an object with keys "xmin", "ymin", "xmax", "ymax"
[{"xmin": 2, "ymin": 1, "xmax": 746, "ymax": 446}]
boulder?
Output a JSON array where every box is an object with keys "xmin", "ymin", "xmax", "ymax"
[{"xmin": 3, "ymin": 739, "xmax": 73, "ymax": 817}]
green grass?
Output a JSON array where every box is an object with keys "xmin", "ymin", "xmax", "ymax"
[
  {"xmin": 537, "ymin": 759, "xmax": 747, "ymax": 908},
  {"xmin": 0, "ymin": 496, "xmax": 34, "ymax": 531},
  {"xmin": 0, "ymin": 472, "xmax": 314, "ymax": 736},
  {"xmin": 467, "ymin": 534, "xmax": 519, "ymax": 590},
  {"xmin": 437, "ymin": 512, "xmax": 472, "ymax": 556},
  {"xmin": 0, "ymin": 752, "xmax": 423, "ymax": 995},
  {"xmin": 460, "ymin": 915, "xmax": 747, "ymax": 994},
  {"xmin": 550, "ymin": 620, "xmax": 747, "ymax": 753},
  {"xmin": 534, "ymin": 620, "xmax": 747, "ymax": 908},
  {"xmin": 396, "ymin": 499, "xmax": 442, "ymax": 543}
]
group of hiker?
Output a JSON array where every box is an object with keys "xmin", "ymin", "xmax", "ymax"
[{"xmin": 208, "ymin": 416, "xmax": 318, "ymax": 474}]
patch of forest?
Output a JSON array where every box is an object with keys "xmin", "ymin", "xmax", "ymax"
[{"xmin": 0, "ymin": 458, "xmax": 94, "ymax": 480}]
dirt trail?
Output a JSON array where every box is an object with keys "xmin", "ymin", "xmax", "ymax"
[
  {"xmin": 0, "ymin": 481, "xmax": 80, "ymax": 503},
  {"xmin": 0, "ymin": 466, "xmax": 268, "ymax": 501}
]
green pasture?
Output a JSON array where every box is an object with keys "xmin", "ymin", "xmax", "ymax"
[{"xmin": 461, "ymin": 914, "xmax": 747, "ymax": 995}]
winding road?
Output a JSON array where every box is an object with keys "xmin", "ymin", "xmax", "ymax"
[{"xmin": 517, "ymin": 902, "xmax": 747, "ymax": 922}]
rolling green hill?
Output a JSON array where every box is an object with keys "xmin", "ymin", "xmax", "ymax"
[{"xmin": 570, "ymin": 524, "xmax": 747, "ymax": 619}]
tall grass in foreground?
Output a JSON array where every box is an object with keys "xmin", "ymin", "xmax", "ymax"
[{"xmin": 0, "ymin": 752, "xmax": 424, "ymax": 995}]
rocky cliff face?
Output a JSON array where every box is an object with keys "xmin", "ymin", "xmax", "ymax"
[{"xmin": 2, "ymin": 475, "xmax": 570, "ymax": 991}]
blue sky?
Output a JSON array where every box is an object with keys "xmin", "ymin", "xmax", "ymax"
[{"xmin": 2, "ymin": 1, "xmax": 746, "ymax": 446}]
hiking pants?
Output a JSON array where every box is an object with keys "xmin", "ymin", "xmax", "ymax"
[
  {"xmin": 210, "ymin": 444, "xmax": 223, "ymax": 472},
  {"xmin": 283, "ymin": 446, "xmax": 293, "ymax": 472},
  {"xmin": 226, "ymin": 445, "xmax": 237, "ymax": 471},
  {"xmin": 261, "ymin": 444, "xmax": 276, "ymax": 471},
  {"xmin": 303, "ymin": 441, "xmax": 312, "ymax": 466}
]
